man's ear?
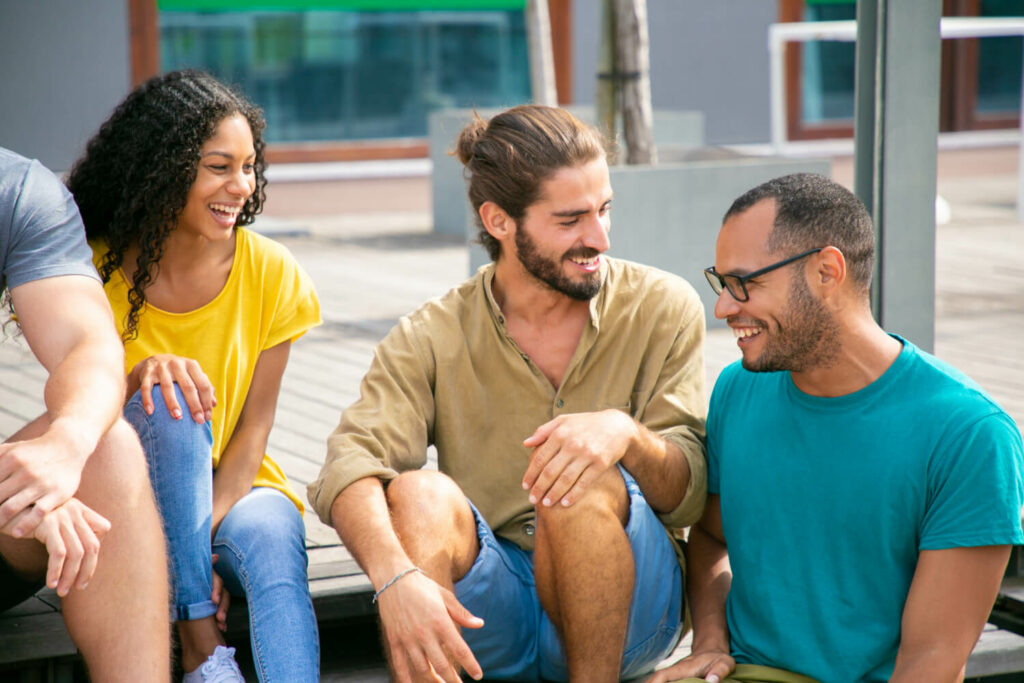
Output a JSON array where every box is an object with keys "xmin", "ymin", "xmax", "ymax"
[
  {"xmin": 815, "ymin": 245, "xmax": 847, "ymax": 297},
  {"xmin": 480, "ymin": 201, "xmax": 512, "ymax": 241}
]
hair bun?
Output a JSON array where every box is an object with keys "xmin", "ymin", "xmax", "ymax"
[{"xmin": 454, "ymin": 112, "xmax": 488, "ymax": 166}]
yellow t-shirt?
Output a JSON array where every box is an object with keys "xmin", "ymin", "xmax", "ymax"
[{"xmin": 93, "ymin": 228, "xmax": 322, "ymax": 511}]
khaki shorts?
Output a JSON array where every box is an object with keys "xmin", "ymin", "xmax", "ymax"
[{"xmin": 675, "ymin": 663, "xmax": 820, "ymax": 683}]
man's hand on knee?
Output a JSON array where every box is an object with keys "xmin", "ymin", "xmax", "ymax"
[
  {"xmin": 522, "ymin": 409, "xmax": 637, "ymax": 508},
  {"xmin": 0, "ymin": 425, "xmax": 92, "ymax": 536},
  {"xmin": 646, "ymin": 649, "xmax": 735, "ymax": 683},
  {"xmin": 377, "ymin": 568, "xmax": 484, "ymax": 682},
  {"xmin": 18, "ymin": 498, "xmax": 110, "ymax": 597}
]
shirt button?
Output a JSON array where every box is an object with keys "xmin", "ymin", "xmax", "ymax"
[
  {"xmin": 523, "ymin": 522, "xmax": 536, "ymax": 536},
  {"xmin": 498, "ymin": 315, "xmax": 505, "ymax": 324},
  {"xmin": 555, "ymin": 398, "xmax": 564, "ymax": 408}
]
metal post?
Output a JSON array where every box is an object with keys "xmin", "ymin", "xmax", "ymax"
[
  {"xmin": 853, "ymin": 0, "xmax": 941, "ymax": 352},
  {"xmin": 1018, "ymin": 46, "xmax": 1024, "ymax": 222}
]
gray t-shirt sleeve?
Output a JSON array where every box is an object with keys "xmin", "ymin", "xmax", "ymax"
[{"xmin": 0, "ymin": 151, "xmax": 99, "ymax": 292}]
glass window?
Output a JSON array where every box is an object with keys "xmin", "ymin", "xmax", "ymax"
[
  {"xmin": 159, "ymin": 7, "xmax": 530, "ymax": 143},
  {"xmin": 977, "ymin": 0, "xmax": 1024, "ymax": 116},
  {"xmin": 800, "ymin": 1, "xmax": 857, "ymax": 126}
]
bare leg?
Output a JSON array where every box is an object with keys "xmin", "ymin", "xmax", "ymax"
[
  {"xmin": 384, "ymin": 470, "xmax": 479, "ymax": 681},
  {"xmin": 533, "ymin": 467, "xmax": 632, "ymax": 682},
  {"xmin": 1, "ymin": 416, "xmax": 171, "ymax": 681},
  {"xmin": 385, "ymin": 470, "xmax": 479, "ymax": 589},
  {"xmin": 178, "ymin": 618, "xmax": 225, "ymax": 672}
]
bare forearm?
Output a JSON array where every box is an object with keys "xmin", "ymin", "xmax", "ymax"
[
  {"xmin": 890, "ymin": 652, "xmax": 966, "ymax": 683},
  {"xmin": 687, "ymin": 522, "xmax": 732, "ymax": 653},
  {"xmin": 43, "ymin": 335, "xmax": 125, "ymax": 460},
  {"xmin": 211, "ymin": 433, "xmax": 268, "ymax": 534},
  {"xmin": 330, "ymin": 476, "xmax": 416, "ymax": 590},
  {"xmin": 619, "ymin": 419, "xmax": 690, "ymax": 513}
]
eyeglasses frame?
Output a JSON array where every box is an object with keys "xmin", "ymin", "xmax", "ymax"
[{"xmin": 704, "ymin": 247, "xmax": 825, "ymax": 302}]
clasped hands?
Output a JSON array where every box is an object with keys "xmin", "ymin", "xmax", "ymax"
[
  {"xmin": 0, "ymin": 353, "xmax": 216, "ymax": 599},
  {"xmin": 0, "ymin": 425, "xmax": 107, "ymax": 597}
]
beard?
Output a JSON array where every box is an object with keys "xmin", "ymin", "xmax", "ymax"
[
  {"xmin": 742, "ymin": 272, "xmax": 840, "ymax": 373},
  {"xmin": 514, "ymin": 224, "xmax": 602, "ymax": 301}
]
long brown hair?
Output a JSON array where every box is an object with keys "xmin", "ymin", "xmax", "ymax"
[{"xmin": 454, "ymin": 106, "xmax": 606, "ymax": 261}]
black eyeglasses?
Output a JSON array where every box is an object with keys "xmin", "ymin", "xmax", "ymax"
[{"xmin": 704, "ymin": 247, "xmax": 824, "ymax": 302}]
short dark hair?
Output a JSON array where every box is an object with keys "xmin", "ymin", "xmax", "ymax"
[
  {"xmin": 724, "ymin": 173, "xmax": 875, "ymax": 291},
  {"xmin": 454, "ymin": 105, "xmax": 606, "ymax": 261},
  {"xmin": 67, "ymin": 69, "xmax": 267, "ymax": 340}
]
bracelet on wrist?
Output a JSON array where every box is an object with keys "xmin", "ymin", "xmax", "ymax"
[{"xmin": 372, "ymin": 566, "xmax": 424, "ymax": 603}]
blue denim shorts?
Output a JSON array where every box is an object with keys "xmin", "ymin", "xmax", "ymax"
[{"xmin": 454, "ymin": 465, "xmax": 683, "ymax": 682}]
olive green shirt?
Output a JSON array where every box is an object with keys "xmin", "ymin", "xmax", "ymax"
[{"xmin": 308, "ymin": 257, "xmax": 708, "ymax": 550}]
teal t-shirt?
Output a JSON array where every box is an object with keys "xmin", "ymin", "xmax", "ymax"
[{"xmin": 707, "ymin": 337, "xmax": 1024, "ymax": 683}]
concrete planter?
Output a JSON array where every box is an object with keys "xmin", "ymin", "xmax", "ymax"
[{"xmin": 429, "ymin": 106, "xmax": 704, "ymax": 238}]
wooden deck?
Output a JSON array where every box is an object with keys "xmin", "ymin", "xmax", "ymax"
[{"xmin": 0, "ymin": 147, "xmax": 1022, "ymax": 677}]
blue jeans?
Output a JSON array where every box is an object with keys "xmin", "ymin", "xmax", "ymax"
[
  {"xmin": 125, "ymin": 384, "xmax": 319, "ymax": 682},
  {"xmin": 454, "ymin": 466, "xmax": 683, "ymax": 682}
]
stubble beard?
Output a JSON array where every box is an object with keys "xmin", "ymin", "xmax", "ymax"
[
  {"xmin": 514, "ymin": 225, "xmax": 602, "ymax": 301},
  {"xmin": 742, "ymin": 272, "xmax": 840, "ymax": 373}
]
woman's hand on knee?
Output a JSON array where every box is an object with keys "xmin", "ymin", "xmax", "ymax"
[{"xmin": 128, "ymin": 355, "xmax": 216, "ymax": 423}]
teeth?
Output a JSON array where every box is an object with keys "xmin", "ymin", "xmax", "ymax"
[
  {"xmin": 210, "ymin": 203, "xmax": 241, "ymax": 215},
  {"xmin": 733, "ymin": 327, "xmax": 760, "ymax": 339},
  {"xmin": 570, "ymin": 256, "xmax": 598, "ymax": 266}
]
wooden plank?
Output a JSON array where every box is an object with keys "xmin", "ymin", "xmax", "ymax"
[
  {"xmin": 0, "ymin": 596, "xmax": 59, "ymax": 618},
  {"xmin": 998, "ymin": 576, "xmax": 1024, "ymax": 609},
  {"xmin": 309, "ymin": 557, "xmax": 362, "ymax": 582},
  {"xmin": 965, "ymin": 623, "xmax": 1024, "ymax": 677},
  {"xmin": 0, "ymin": 612, "xmax": 77, "ymax": 664}
]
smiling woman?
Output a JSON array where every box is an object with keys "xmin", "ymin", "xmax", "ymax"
[
  {"xmin": 177, "ymin": 115, "xmax": 258, "ymax": 244},
  {"xmin": 65, "ymin": 70, "xmax": 322, "ymax": 683}
]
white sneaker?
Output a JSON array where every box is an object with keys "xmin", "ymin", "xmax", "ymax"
[{"xmin": 182, "ymin": 645, "xmax": 245, "ymax": 682}]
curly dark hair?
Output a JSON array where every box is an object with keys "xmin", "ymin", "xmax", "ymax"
[{"xmin": 66, "ymin": 69, "xmax": 267, "ymax": 341}]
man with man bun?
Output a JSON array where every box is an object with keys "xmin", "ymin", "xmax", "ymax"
[{"xmin": 309, "ymin": 105, "xmax": 707, "ymax": 682}]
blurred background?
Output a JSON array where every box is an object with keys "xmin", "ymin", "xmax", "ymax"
[
  {"xmin": 2, "ymin": 0, "xmax": 1021, "ymax": 171},
  {"xmin": 2, "ymin": 2, "xmax": 1024, "ymax": 679}
]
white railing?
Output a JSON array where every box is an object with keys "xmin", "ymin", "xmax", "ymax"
[{"xmin": 768, "ymin": 16, "xmax": 1024, "ymax": 218}]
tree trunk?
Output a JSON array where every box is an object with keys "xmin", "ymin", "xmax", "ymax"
[
  {"xmin": 596, "ymin": 0, "xmax": 618, "ymax": 162},
  {"xmin": 526, "ymin": 0, "xmax": 558, "ymax": 106},
  {"xmin": 613, "ymin": 0, "xmax": 655, "ymax": 164}
]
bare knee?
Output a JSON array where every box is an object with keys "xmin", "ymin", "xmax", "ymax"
[
  {"xmin": 536, "ymin": 467, "xmax": 629, "ymax": 534},
  {"xmin": 77, "ymin": 418, "xmax": 152, "ymax": 510},
  {"xmin": 387, "ymin": 471, "xmax": 473, "ymax": 527},
  {"xmin": 385, "ymin": 470, "xmax": 478, "ymax": 577}
]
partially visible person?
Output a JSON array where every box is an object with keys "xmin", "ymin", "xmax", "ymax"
[
  {"xmin": 67, "ymin": 70, "xmax": 322, "ymax": 683},
  {"xmin": 310, "ymin": 105, "xmax": 707, "ymax": 682},
  {"xmin": 0, "ymin": 146, "xmax": 170, "ymax": 680},
  {"xmin": 652, "ymin": 173, "xmax": 1024, "ymax": 683}
]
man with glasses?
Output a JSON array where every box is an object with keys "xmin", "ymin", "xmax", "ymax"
[{"xmin": 653, "ymin": 173, "xmax": 1024, "ymax": 683}]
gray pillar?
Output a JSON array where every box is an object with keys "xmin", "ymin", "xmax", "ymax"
[{"xmin": 853, "ymin": 0, "xmax": 941, "ymax": 352}]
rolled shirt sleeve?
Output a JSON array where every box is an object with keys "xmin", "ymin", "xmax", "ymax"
[{"xmin": 308, "ymin": 314, "xmax": 436, "ymax": 523}]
